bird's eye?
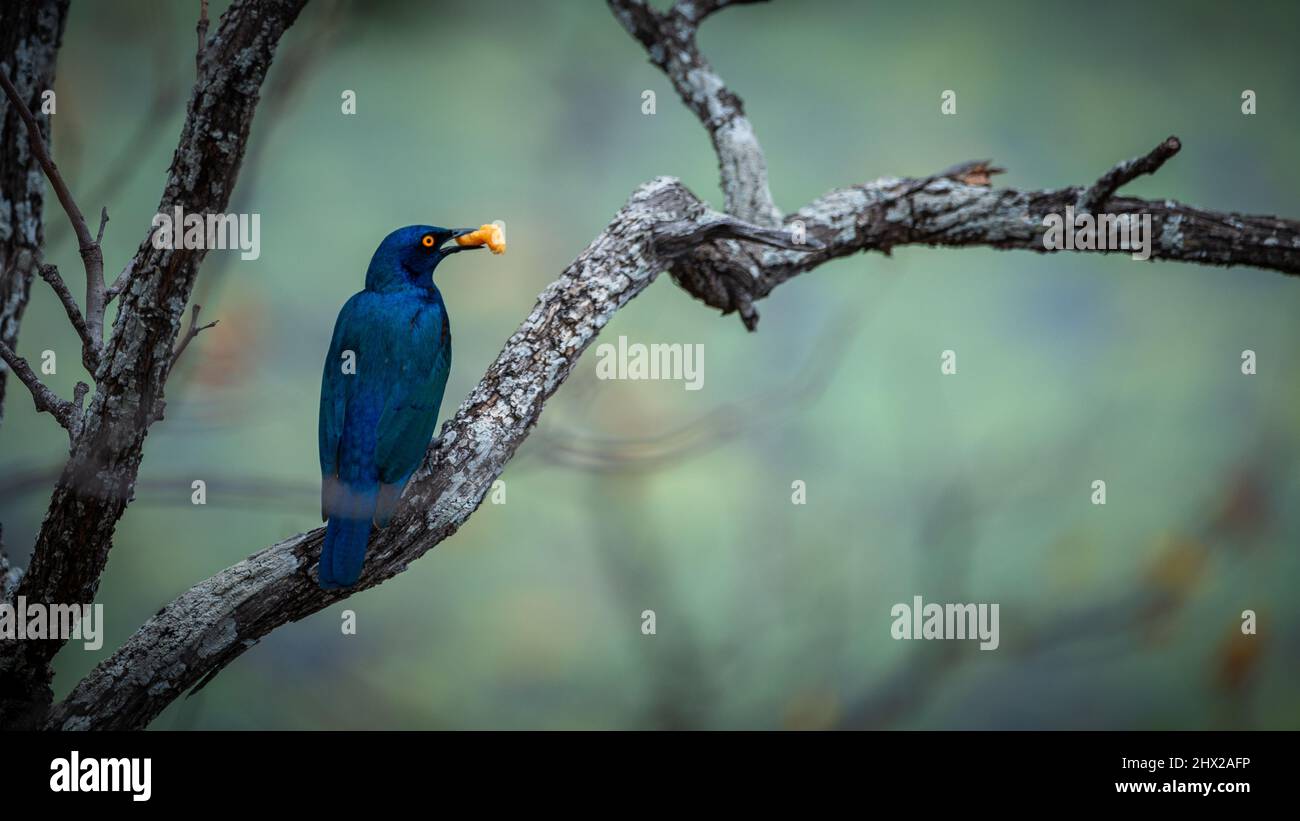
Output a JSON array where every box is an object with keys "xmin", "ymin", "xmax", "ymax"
[{"xmin": 421, "ymin": 234, "xmax": 436, "ymax": 248}]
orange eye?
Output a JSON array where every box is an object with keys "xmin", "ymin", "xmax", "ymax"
[{"xmin": 421, "ymin": 234, "xmax": 436, "ymax": 248}]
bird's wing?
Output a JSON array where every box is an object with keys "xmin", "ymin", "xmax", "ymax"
[
  {"xmin": 373, "ymin": 303, "xmax": 451, "ymax": 519},
  {"xmin": 318, "ymin": 295, "xmax": 362, "ymax": 520}
]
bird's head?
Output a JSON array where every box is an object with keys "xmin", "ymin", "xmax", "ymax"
[{"xmin": 365, "ymin": 224, "xmax": 481, "ymax": 291}]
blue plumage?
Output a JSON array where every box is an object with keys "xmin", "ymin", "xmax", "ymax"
[{"xmin": 317, "ymin": 224, "xmax": 480, "ymax": 589}]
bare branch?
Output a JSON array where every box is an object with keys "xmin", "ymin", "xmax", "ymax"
[
  {"xmin": 0, "ymin": 64, "xmax": 106, "ymax": 351},
  {"xmin": 0, "ymin": 339, "xmax": 78, "ymax": 436},
  {"xmin": 196, "ymin": 0, "xmax": 210, "ymax": 71},
  {"xmin": 36, "ymin": 263, "xmax": 98, "ymax": 372},
  {"xmin": 170, "ymin": 304, "xmax": 218, "ymax": 368},
  {"xmin": 94, "ymin": 205, "xmax": 108, "ymax": 245},
  {"xmin": 105, "ymin": 259, "xmax": 136, "ymax": 301},
  {"xmin": 608, "ymin": 0, "xmax": 781, "ymax": 226},
  {"xmin": 664, "ymin": 154, "xmax": 1300, "ymax": 330},
  {"xmin": 1078, "ymin": 135, "xmax": 1182, "ymax": 214}
]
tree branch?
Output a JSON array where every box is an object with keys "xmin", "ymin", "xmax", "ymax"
[
  {"xmin": 196, "ymin": 0, "xmax": 210, "ymax": 71},
  {"xmin": 36, "ymin": 263, "xmax": 98, "ymax": 372},
  {"xmin": 170, "ymin": 303, "xmax": 218, "ymax": 369},
  {"xmin": 0, "ymin": 339, "xmax": 78, "ymax": 438},
  {"xmin": 664, "ymin": 156, "xmax": 1300, "ymax": 330},
  {"xmin": 0, "ymin": 64, "xmax": 106, "ymax": 355},
  {"xmin": 1077, "ymin": 135, "xmax": 1181, "ymax": 214},
  {"xmin": 106, "ymin": 259, "xmax": 137, "ymax": 301},
  {"xmin": 608, "ymin": 0, "xmax": 781, "ymax": 226}
]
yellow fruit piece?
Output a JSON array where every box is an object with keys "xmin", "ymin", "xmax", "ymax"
[{"xmin": 455, "ymin": 223, "xmax": 506, "ymax": 255}]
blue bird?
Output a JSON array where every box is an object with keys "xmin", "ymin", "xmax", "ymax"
[{"xmin": 317, "ymin": 225, "xmax": 482, "ymax": 589}]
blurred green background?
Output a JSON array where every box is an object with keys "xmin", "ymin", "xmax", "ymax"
[{"xmin": 1, "ymin": 0, "xmax": 1297, "ymax": 729}]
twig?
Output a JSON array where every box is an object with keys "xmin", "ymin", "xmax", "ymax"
[
  {"xmin": 0, "ymin": 67, "xmax": 106, "ymax": 354},
  {"xmin": 196, "ymin": 0, "xmax": 210, "ymax": 70},
  {"xmin": 106, "ymin": 259, "xmax": 136, "ymax": 301},
  {"xmin": 0, "ymin": 340, "xmax": 79, "ymax": 437},
  {"xmin": 1077, "ymin": 136, "xmax": 1182, "ymax": 214},
  {"xmin": 171, "ymin": 304, "xmax": 218, "ymax": 368},
  {"xmin": 36, "ymin": 264, "xmax": 99, "ymax": 373}
]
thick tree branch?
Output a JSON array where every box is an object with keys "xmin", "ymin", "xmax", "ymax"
[
  {"xmin": 0, "ymin": 0, "xmax": 308, "ymax": 730},
  {"xmin": 608, "ymin": 0, "xmax": 781, "ymax": 226},
  {"xmin": 665, "ymin": 149, "xmax": 1300, "ymax": 329}
]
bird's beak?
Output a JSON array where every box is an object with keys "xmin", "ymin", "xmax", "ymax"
[{"xmin": 440, "ymin": 227, "xmax": 482, "ymax": 254}]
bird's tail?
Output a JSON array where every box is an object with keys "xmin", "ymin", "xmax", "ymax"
[{"xmin": 319, "ymin": 484, "xmax": 377, "ymax": 589}]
